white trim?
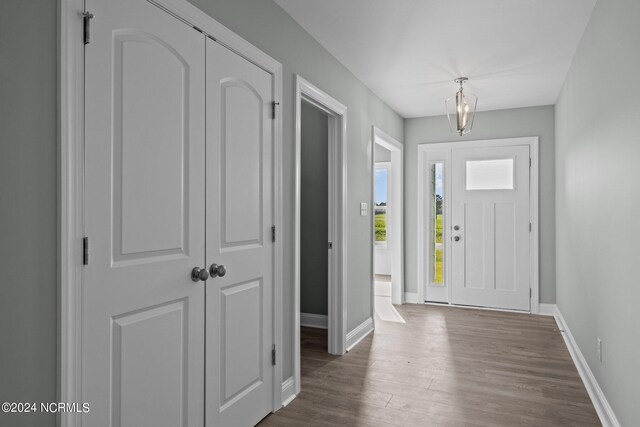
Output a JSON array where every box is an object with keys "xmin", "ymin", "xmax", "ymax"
[
  {"xmin": 58, "ymin": 1, "xmax": 85, "ymax": 426},
  {"xmin": 416, "ymin": 137, "xmax": 540, "ymax": 312},
  {"xmin": 538, "ymin": 303, "xmax": 558, "ymax": 317},
  {"xmin": 425, "ymin": 302, "xmax": 529, "ymax": 315},
  {"xmin": 554, "ymin": 309, "xmax": 620, "ymax": 427},
  {"xmin": 300, "ymin": 313, "xmax": 328, "ymax": 329},
  {"xmin": 345, "ymin": 318, "xmax": 374, "ymax": 351},
  {"xmin": 294, "ymin": 75, "xmax": 348, "ymax": 396},
  {"xmin": 404, "ymin": 292, "xmax": 420, "ymax": 304},
  {"xmin": 59, "ymin": 0, "xmax": 285, "ymax": 421},
  {"xmin": 372, "ymin": 127, "xmax": 404, "ymax": 307},
  {"xmin": 281, "ymin": 377, "xmax": 296, "ymax": 407}
]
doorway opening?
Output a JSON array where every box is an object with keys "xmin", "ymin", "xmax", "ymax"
[
  {"xmin": 371, "ymin": 127, "xmax": 404, "ymax": 323},
  {"xmin": 299, "ymin": 100, "xmax": 330, "ymax": 352},
  {"xmin": 293, "ymin": 76, "xmax": 347, "ymax": 396}
]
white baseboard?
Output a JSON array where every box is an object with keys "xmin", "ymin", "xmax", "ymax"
[
  {"xmin": 281, "ymin": 376, "xmax": 296, "ymax": 407},
  {"xmin": 554, "ymin": 308, "xmax": 620, "ymax": 427},
  {"xmin": 300, "ymin": 312, "xmax": 327, "ymax": 329},
  {"xmin": 404, "ymin": 292, "xmax": 420, "ymax": 304},
  {"xmin": 346, "ymin": 317, "xmax": 374, "ymax": 351},
  {"xmin": 538, "ymin": 303, "xmax": 558, "ymax": 316}
]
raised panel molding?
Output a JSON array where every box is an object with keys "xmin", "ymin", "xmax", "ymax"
[
  {"xmin": 111, "ymin": 299, "xmax": 187, "ymax": 426},
  {"xmin": 220, "ymin": 79, "xmax": 263, "ymax": 248},
  {"xmin": 220, "ymin": 279, "xmax": 263, "ymax": 407},
  {"xmin": 112, "ymin": 31, "xmax": 189, "ymax": 265}
]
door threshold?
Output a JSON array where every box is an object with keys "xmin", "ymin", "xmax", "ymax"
[{"xmin": 422, "ymin": 301, "xmax": 531, "ymax": 315}]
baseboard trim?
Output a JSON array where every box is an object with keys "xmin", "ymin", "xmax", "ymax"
[
  {"xmin": 300, "ymin": 313, "xmax": 328, "ymax": 329},
  {"xmin": 281, "ymin": 376, "xmax": 296, "ymax": 407},
  {"xmin": 346, "ymin": 317, "xmax": 374, "ymax": 351},
  {"xmin": 538, "ymin": 303, "xmax": 558, "ymax": 316},
  {"xmin": 554, "ymin": 308, "xmax": 620, "ymax": 427},
  {"xmin": 404, "ymin": 292, "xmax": 420, "ymax": 304}
]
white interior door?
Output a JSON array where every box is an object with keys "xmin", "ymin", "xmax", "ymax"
[
  {"xmin": 83, "ymin": 0, "xmax": 205, "ymax": 425},
  {"xmin": 451, "ymin": 145, "xmax": 530, "ymax": 311},
  {"xmin": 205, "ymin": 39, "xmax": 274, "ymax": 427}
]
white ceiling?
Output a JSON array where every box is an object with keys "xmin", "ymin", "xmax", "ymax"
[{"xmin": 274, "ymin": 0, "xmax": 597, "ymax": 118}]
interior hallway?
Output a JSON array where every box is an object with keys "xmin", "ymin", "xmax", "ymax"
[{"xmin": 260, "ymin": 305, "xmax": 599, "ymax": 426}]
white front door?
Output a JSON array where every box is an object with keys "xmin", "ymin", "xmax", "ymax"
[
  {"xmin": 83, "ymin": 0, "xmax": 205, "ymax": 425},
  {"xmin": 451, "ymin": 145, "xmax": 530, "ymax": 311},
  {"xmin": 205, "ymin": 39, "xmax": 275, "ymax": 426}
]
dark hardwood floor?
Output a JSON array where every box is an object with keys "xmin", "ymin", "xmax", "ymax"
[{"xmin": 259, "ymin": 304, "xmax": 600, "ymax": 426}]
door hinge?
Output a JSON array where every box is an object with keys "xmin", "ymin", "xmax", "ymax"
[
  {"xmin": 530, "ymin": 288, "xmax": 532, "ymax": 298},
  {"xmin": 82, "ymin": 237, "xmax": 89, "ymax": 265},
  {"xmin": 529, "ymin": 222, "xmax": 532, "ymax": 232},
  {"xmin": 271, "ymin": 344, "xmax": 276, "ymax": 366},
  {"xmin": 82, "ymin": 11, "xmax": 95, "ymax": 45},
  {"xmin": 271, "ymin": 101, "xmax": 280, "ymax": 120},
  {"xmin": 529, "ymin": 158, "xmax": 532, "ymax": 167},
  {"xmin": 271, "ymin": 226, "xmax": 276, "ymax": 242}
]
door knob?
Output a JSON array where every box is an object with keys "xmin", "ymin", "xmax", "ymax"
[
  {"xmin": 209, "ymin": 263, "xmax": 227, "ymax": 278},
  {"xmin": 453, "ymin": 236, "xmax": 461, "ymax": 242},
  {"xmin": 191, "ymin": 267, "xmax": 209, "ymax": 282}
]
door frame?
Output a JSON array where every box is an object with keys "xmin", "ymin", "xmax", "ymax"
[
  {"xmin": 58, "ymin": 0, "xmax": 284, "ymax": 424},
  {"xmin": 371, "ymin": 127, "xmax": 404, "ymax": 308},
  {"xmin": 416, "ymin": 137, "xmax": 540, "ymax": 313},
  {"xmin": 294, "ymin": 75, "xmax": 348, "ymax": 395}
]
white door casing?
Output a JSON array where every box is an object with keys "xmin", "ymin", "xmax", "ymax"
[
  {"xmin": 205, "ymin": 39, "xmax": 275, "ymax": 427},
  {"xmin": 450, "ymin": 145, "xmax": 531, "ymax": 311},
  {"xmin": 371, "ymin": 127, "xmax": 404, "ymax": 306},
  {"xmin": 83, "ymin": 0, "xmax": 206, "ymax": 424}
]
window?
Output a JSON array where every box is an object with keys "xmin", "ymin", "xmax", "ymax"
[
  {"xmin": 466, "ymin": 158, "xmax": 514, "ymax": 190},
  {"xmin": 431, "ymin": 163, "xmax": 444, "ymax": 285},
  {"xmin": 374, "ymin": 165, "xmax": 389, "ymax": 246}
]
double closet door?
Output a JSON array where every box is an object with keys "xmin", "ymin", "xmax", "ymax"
[{"xmin": 83, "ymin": 0, "xmax": 275, "ymax": 425}]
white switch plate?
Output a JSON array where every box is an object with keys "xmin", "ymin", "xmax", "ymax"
[{"xmin": 360, "ymin": 202, "xmax": 368, "ymax": 216}]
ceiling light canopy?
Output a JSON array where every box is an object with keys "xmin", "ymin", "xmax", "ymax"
[{"xmin": 446, "ymin": 77, "xmax": 478, "ymax": 136}]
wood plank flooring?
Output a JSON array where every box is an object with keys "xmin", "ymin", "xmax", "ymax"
[{"xmin": 259, "ymin": 304, "xmax": 600, "ymax": 426}]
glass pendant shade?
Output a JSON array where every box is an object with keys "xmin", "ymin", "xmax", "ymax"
[{"xmin": 445, "ymin": 77, "xmax": 478, "ymax": 136}]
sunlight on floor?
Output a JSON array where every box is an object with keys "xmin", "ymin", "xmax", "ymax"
[{"xmin": 374, "ymin": 276, "xmax": 405, "ymax": 323}]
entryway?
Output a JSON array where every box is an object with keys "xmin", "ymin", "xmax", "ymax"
[{"xmin": 418, "ymin": 137, "xmax": 540, "ymax": 312}]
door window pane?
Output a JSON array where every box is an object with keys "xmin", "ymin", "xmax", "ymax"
[
  {"xmin": 431, "ymin": 163, "xmax": 444, "ymax": 285},
  {"xmin": 466, "ymin": 158, "xmax": 514, "ymax": 190}
]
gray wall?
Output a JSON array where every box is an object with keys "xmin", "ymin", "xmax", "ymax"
[
  {"xmin": 374, "ymin": 143, "xmax": 391, "ymax": 162},
  {"xmin": 0, "ymin": 1, "xmax": 58, "ymax": 426},
  {"xmin": 404, "ymin": 106, "xmax": 556, "ymax": 303},
  {"xmin": 187, "ymin": 0, "xmax": 403, "ymax": 380},
  {"xmin": 555, "ymin": 0, "xmax": 640, "ymax": 423},
  {"xmin": 300, "ymin": 102, "xmax": 328, "ymax": 316}
]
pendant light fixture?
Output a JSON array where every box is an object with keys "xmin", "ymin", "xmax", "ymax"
[{"xmin": 445, "ymin": 77, "xmax": 478, "ymax": 136}]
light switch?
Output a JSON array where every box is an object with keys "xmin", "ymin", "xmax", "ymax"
[{"xmin": 360, "ymin": 202, "xmax": 368, "ymax": 216}]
